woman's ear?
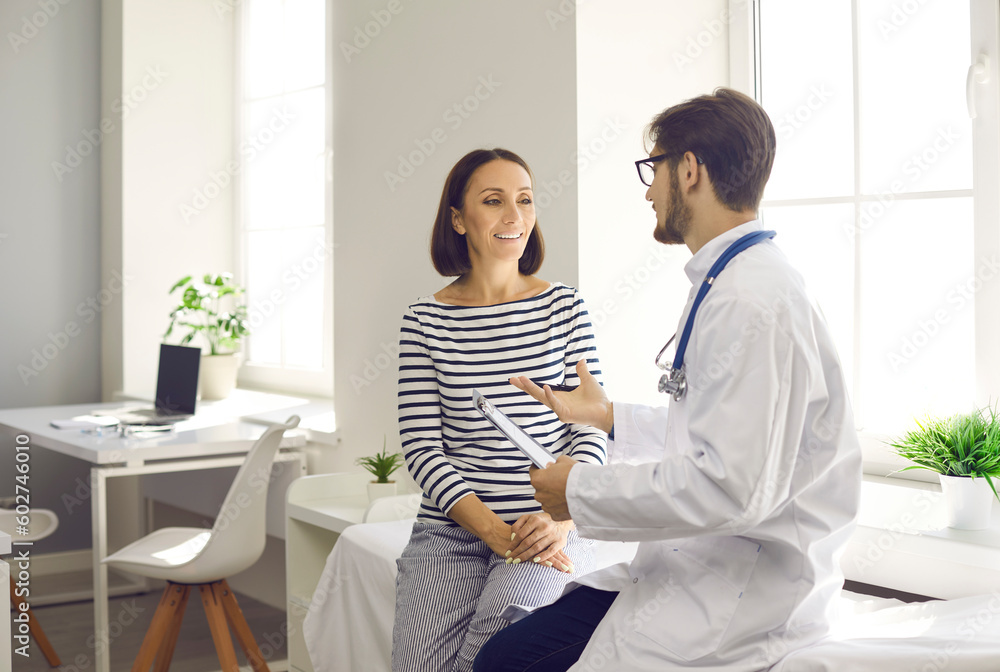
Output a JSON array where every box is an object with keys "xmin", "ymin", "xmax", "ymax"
[{"xmin": 451, "ymin": 207, "xmax": 466, "ymax": 235}]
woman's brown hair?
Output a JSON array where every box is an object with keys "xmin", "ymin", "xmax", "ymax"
[{"xmin": 430, "ymin": 148, "xmax": 545, "ymax": 277}]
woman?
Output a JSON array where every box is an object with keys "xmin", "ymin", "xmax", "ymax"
[{"xmin": 393, "ymin": 148, "xmax": 608, "ymax": 672}]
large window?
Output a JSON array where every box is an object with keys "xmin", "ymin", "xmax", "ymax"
[
  {"xmin": 236, "ymin": 0, "xmax": 332, "ymax": 396},
  {"xmin": 732, "ymin": 0, "xmax": 1000, "ymax": 466}
]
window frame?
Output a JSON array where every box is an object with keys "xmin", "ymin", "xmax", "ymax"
[
  {"xmin": 233, "ymin": 0, "xmax": 334, "ymax": 398},
  {"xmin": 729, "ymin": 0, "xmax": 1000, "ymax": 477}
]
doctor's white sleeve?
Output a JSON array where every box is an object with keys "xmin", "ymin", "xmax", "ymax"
[
  {"xmin": 566, "ymin": 295, "xmax": 809, "ymax": 542},
  {"xmin": 606, "ymin": 402, "xmax": 671, "ymax": 465}
]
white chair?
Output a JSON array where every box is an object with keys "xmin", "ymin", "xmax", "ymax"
[
  {"xmin": 102, "ymin": 415, "xmax": 300, "ymax": 672},
  {"xmin": 1, "ymin": 507, "xmax": 61, "ymax": 666}
]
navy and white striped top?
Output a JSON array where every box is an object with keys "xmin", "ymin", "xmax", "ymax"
[{"xmin": 397, "ymin": 282, "xmax": 608, "ymax": 525}]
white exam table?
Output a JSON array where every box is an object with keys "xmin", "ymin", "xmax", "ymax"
[{"xmin": 302, "ymin": 517, "xmax": 1000, "ymax": 671}]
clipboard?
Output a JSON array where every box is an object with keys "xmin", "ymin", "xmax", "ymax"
[{"xmin": 473, "ymin": 389, "xmax": 556, "ymax": 468}]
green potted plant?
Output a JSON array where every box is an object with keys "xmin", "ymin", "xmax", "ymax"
[
  {"xmin": 356, "ymin": 437, "xmax": 404, "ymax": 501},
  {"xmin": 888, "ymin": 406, "xmax": 1000, "ymax": 530},
  {"xmin": 164, "ymin": 273, "xmax": 250, "ymax": 400}
]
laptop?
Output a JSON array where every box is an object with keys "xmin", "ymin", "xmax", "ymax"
[{"xmin": 103, "ymin": 344, "xmax": 202, "ymax": 425}]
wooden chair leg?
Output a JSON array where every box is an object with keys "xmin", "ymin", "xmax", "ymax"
[
  {"xmin": 153, "ymin": 583, "xmax": 191, "ymax": 672},
  {"xmin": 217, "ymin": 579, "xmax": 271, "ymax": 672},
  {"xmin": 10, "ymin": 577, "xmax": 62, "ymax": 667},
  {"xmin": 131, "ymin": 583, "xmax": 187, "ymax": 672},
  {"xmin": 200, "ymin": 581, "xmax": 240, "ymax": 672}
]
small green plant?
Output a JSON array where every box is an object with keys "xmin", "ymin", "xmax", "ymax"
[
  {"xmin": 888, "ymin": 406, "xmax": 1000, "ymax": 500},
  {"xmin": 356, "ymin": 437, "xmax": 404, "ymax": 483},
  {"xmin": 164, "ymin": 273, "xmax": 249, "ymax": 355}
]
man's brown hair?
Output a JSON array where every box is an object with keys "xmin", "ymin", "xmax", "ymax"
[
  {"xmin": 647, "ymin": 87, "xmax": 776, "ymax": 212},
  {"xmin": 430, "ymin": 148, "xmax": 544, "ymax": 277}
]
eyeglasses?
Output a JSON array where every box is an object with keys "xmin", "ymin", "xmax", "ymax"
[{"xmin": 635, "ymin": 153, "xmax": 704, "ymax": 187}]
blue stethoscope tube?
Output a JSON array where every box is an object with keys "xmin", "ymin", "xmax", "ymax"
[{"xmin": 657, "ymin": 229, "xmax": 777, "ymax": 400}]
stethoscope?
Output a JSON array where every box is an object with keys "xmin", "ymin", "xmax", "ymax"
[{"xmin": 655, "ymin": 229, "xmax": 777, "ymax": 400}]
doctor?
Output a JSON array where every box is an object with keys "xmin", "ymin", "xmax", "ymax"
[{"xmin": 474, "ymin": 88, "xmax": 862, "ymax": 672}]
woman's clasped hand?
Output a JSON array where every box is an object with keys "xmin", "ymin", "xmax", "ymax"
[{"xmin": 505, "ymin": 512, "xmax": 575, "ymax": 573}]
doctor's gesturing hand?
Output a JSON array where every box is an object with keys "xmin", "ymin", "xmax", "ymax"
[
  {"xmin": 509, "ymin": 359, "xmax": 615, "ymax": 434},
  {"xmin": 510, "ymin": 360, "xmax": 615, "ymax": 522}
]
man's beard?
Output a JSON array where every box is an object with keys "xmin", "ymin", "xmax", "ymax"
[{"xmin": 653, "ymin": 169, "xmax": 692, "ymax": 245}]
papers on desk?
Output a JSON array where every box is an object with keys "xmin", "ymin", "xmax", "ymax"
[{"xmin": 50, "ymin": 415, "xmax": 121, "ymax": 430}]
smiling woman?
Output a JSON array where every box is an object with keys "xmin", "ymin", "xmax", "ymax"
[
  {"xmin": 430, "ymin": 148, "xmax": 546, "ymax": 300},
  {"xmin": 447, "ymin": 159, "xmax": 537, "ymax": 276},
  {"xmin": 390, "ymin": 148, "xmax": 608, "ymax": 672}
]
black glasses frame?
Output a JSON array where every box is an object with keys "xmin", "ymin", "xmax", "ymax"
[{"xmin": 635, "ymin": 152, "xmax": 704, "ymax": 187}]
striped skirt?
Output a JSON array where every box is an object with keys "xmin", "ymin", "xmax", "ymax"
[{"xmin": 392, "ymin": 522, "xmax": 595, "ymax": 672}]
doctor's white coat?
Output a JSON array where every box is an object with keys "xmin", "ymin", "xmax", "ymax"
[{"xmin": 565, "ymin": 221, "xmax": 863, "ymax": 671}]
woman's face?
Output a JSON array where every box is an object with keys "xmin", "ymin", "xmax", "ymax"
[{"xmin": 451, "ymin": 160, "xmax": 535, "ymax": 270}]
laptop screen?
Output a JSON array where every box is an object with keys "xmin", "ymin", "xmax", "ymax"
[{"xmin": 154, "ymin": 344, "xmax": 201, "ymax": 415}]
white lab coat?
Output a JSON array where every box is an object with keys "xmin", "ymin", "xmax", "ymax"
[{"xmin": 565, "ymin": 220, "xmax": 863, "ymax": 671}]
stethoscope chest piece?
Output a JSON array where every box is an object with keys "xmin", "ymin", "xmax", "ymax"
[
  {"xmin": 654, "ymin": 334, "xmax": 687, "ymax": 401},
  {"xmin": 657, "ymin": 367, "xmax": 686, "ymax": 401},
  {"xmin": 654, "ymin": 228, "xmax": 777, "ymax": 400}
]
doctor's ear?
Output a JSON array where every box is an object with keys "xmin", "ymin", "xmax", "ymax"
[
  {"xmin": 451, "ymin": 207, "xmax": 466, "ymax": 235},
  {"xmin": 683, "ymin": 152, "xmax": 703, "ymax": 182}
]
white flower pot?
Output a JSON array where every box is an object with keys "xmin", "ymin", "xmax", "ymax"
[
  {"xmin": 939, "ymin": 474, "xmax": 995, "ymax": 530},
  {"xmin": 198, "ymin": 353, "xmax": 240, "ymax": 400},
  {"xmin": 367, "ymin": 481, "xmax": 397, "ymax": 502}
]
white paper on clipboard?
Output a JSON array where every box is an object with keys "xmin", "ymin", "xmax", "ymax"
[{"xmin": 473, "ymin": 389, "xmax": 556, "ymax": 468}]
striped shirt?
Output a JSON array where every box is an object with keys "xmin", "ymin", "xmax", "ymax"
[{"xmin": 397, "ymin": 282, "xmax": 607, "ymax": 525}]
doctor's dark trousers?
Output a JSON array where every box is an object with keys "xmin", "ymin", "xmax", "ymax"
[{"xmin": 473, "ymin": 585, "xmax": 620, "ymax": 672}]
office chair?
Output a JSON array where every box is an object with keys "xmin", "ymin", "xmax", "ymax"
[
  {"xmin": 102, "ymin": 415, "xmax": 300, "ymax": 672},
  {"xmin": 2, "ymin": 507, "xmax": 61, "ymax": 666}
]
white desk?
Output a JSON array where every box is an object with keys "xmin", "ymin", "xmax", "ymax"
[{"xmin": 0, "ymin": 398, "xmax": 313, "ymax": 672}]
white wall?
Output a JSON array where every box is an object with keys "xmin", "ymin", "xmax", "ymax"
[
  {"xmin": 0, "ymin": 0, "xmax": 102, "ymax": 407},
  {"xmin": 331, "ymin": 0, "xmax": 580, "ymax": 475},
  {"xmin": 577, "ymin": 0, "xmax": 731, "ymax": 407},
  {"xmin": 0, "ymin": 0, "xmax": 102, "ymax": 553}
]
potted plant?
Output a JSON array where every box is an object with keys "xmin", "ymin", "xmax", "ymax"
[
  {"xmin": 889, "ymin": 407, "xmax": 1000, "ymax": 530},
  {"xmin": 356, "ymin": 437, "xmax": 404, "ymax": 501},
  {"xmin": 164, "ymin": 273, "xmax": 249, "ymax": 400}
]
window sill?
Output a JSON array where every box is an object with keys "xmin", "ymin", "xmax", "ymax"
[
  {"xmin": 234, "ymin": 387, "xmax": 340, "ymax": 447},
  {"xmin": 841, "ymin": 474, "xmax": 1000, "ymax": 599}
]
